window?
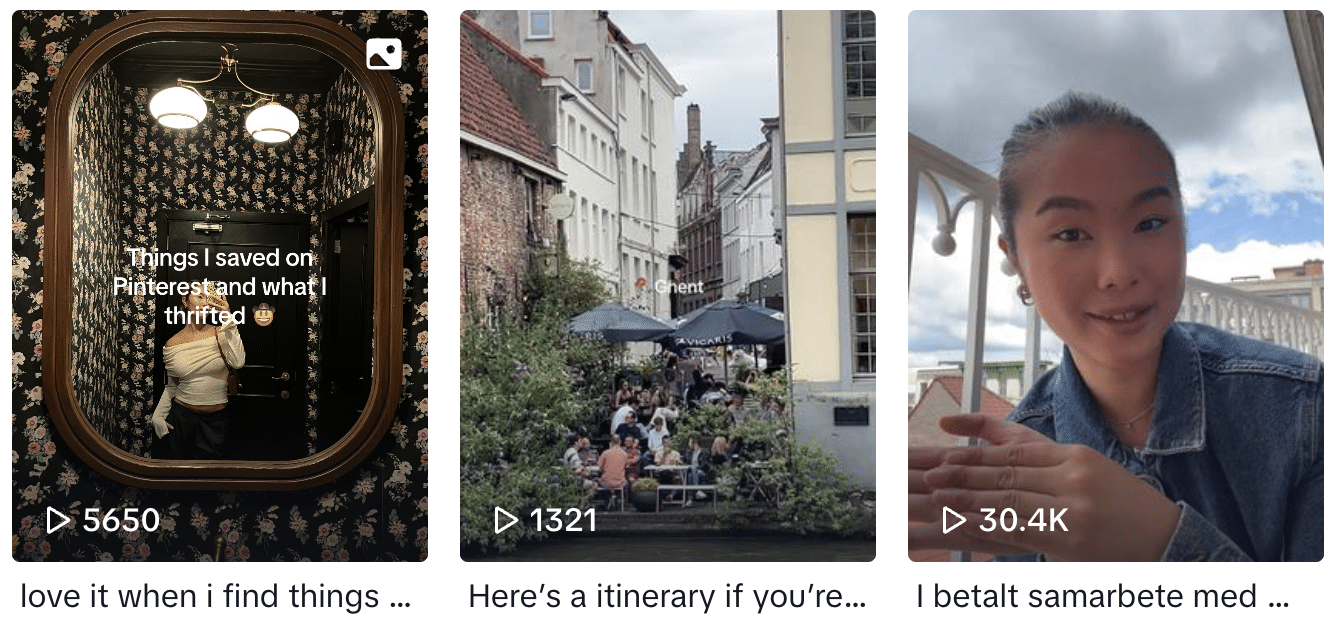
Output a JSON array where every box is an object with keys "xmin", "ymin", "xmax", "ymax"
[
  {"xmin": 641, "ymin": 89, "xmax": 649, "ymax": 135},
  {"xmin": 579, "ymin": 196, "xmax": 588, "ymax": 255},
  {"xmin": 617, "ymin": 66, "xmax": 627, "ymax": 116},
  {"xmin": 574, "ymin": 59, "xmax": 593, "ymax": 92},
  {"xmin": 528, "ymin": 10, "xmax": 553, "ymax": 39},
  {"xmin": 524, "ymin": 178, "xmax": 540, "ymax": 246},
  {"xmin": 566, "ymin": 115, "xmax": 576, "ymax": 149},
  {"xmin": 632, "ymin": 158, "xmax": 641, "ymax": 213},
  {"xmin": 849, "ymin": 215, "xmax": 875, "ymax": 375},
  {"xmin": 601, "ymin": 209, "xmax": 611, "ymax": 263},
  {"xmin": 842, "ymin": 11, "xmax": 875, "ymax": 136}
]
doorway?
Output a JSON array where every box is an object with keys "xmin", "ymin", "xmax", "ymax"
[
  {"xmin": 155, "ymin": 209, "xmax": 310, "ymax": 460},
  {"xmin": 318, "ymin": 188, "xmax": 375, "ymax": 449}
]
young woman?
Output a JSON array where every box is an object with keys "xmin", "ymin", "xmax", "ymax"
[
  {"xmin": 612, "ymin": 380, "xmax": 634, "ymax": 409},
  {"xmin": 150, "ymin": 282, "xmax": 246, "ymax": 460},
  {"xmin": 909, "ymin": 93, "xmax": 1322, "ymax": 561}
]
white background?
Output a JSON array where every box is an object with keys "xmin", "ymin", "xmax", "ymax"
[{"xmin": 6, "ymin": 3, "xmax": 1331, "ymax": 634}]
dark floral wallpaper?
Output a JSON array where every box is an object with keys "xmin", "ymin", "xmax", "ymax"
[
  {"xmin": 322, "ymin": 69, "xmax": 377, "ymax": 205},
  {"xmin": 115, "ymin": 84, "xmax": 330, "ymax": 457},
  {"xmin": 70, "ymin": 65, "xmax": 122, "ymax": 443},
  {"xmin": 12, "ymin": 9, "xmax": 429, "ymax": 562},
  {"xmin": 306, "ymin": 68, "xmax": 377, "ymax": 450}
]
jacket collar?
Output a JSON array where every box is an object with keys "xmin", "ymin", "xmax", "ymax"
[{"xmin": 1051, "ymin": 323, "xmax": 1207, "ymax": 456}]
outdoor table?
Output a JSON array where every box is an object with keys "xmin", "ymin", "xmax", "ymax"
[
  {"xmin": 645, "ymin": 464, "xmax": 691, "ymax": 487},
  {"xmin": 644, "ymin": 464, "xmax": 690, "ymax": 476}
]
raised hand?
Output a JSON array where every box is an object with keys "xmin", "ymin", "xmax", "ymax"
[{"xmin": 910, "ymin": 414, "xmax": 1180, "ymax": 561}]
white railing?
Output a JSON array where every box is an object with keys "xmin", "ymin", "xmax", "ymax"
[
  {"xmin": 1180, "ymin": 277, "xmax": 1323, "ymax": 358},
  {"xmin": 909, "ymin": 133, "xmax": 1020, "ymax": 416}
]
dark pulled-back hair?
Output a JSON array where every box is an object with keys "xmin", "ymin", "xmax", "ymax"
[{"xmin": 998, "ymin": 91, "xmax": 1180, "ymax": 250}]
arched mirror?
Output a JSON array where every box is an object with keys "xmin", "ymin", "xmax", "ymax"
[{"xmin": 44, "ymin": 11, "xmax": 404, "ymax": 489}]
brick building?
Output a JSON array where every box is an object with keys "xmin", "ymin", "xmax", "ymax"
[
  {"xmin": 675, "ymin": 104, "xmax": 723, "ymax": 315},
  {"xmin": 460, "ymin": 17, "xmax": 566, "ymax": 325}
]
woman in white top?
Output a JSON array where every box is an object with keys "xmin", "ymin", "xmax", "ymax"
[{"xmin": 150, "ymin": 282, "xmax": 245, "ymax": 460}]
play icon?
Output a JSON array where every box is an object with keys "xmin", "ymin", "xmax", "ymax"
[
  {"xmin": 942, "ymin": 506, "xmax": 966, "ymax": 534},
  {"xmin": 494, "ymin": 507, "xmax": 518, "ymax": 534},
  {"xmin": 47, "ymin": 507, "xmax": 71, "ymax": 533}
]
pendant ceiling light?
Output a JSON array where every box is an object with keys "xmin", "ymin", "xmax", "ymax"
[
  {"xmin": 148, "ymin": 44, "xmax": 300, "ymax": 143},
  {"xmin": 148, "ymin": 86, "xmax": 207, "ymax": 128},
  {"xmin": 245, "ymin": 103, "xmax": 301, "ymax": 144}
]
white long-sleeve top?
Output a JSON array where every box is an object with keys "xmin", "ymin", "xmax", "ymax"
[{"xmin": 150, "ymin": 323, "xmax": 245, "ymax": 438}]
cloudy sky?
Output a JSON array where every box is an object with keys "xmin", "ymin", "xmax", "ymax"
[
  {"xmin": 908, "ymin": 10, "xmax": 1324, "ymax": 369},
  {"xmin": 607, "ymin": 10, "xmax": 777, "ymax": 153}
]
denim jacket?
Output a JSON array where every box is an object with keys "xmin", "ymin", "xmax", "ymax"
[{"xmin": 1004, "ymin": 322, "xmax": 1323, "ymax": 562}]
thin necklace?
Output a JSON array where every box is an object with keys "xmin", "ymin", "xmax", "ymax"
[{"xmin": 1107, "ymin": 400, "xmax": 1155, "ymax": 430}]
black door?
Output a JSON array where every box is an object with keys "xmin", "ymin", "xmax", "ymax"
[
  {"xmin": 156, "ymin": 210, "xmax": 309, "ymax": 460},
  {"xmin": 318, "ymin": 213, "xmax": 374, "ymax": 449}
]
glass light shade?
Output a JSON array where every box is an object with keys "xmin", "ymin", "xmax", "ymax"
[
  {"xmin": 148, "ymin": 86, "xmax": 207, "ymax": 128},
  {"xmin": 245, "ymin": 103, "xmax": 299, "ymax": 143}
]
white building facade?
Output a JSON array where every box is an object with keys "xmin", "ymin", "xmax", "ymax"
[
  {"xmin": 719, "ymin": 135, "xmax": 780, "ymax": 304},
  {"xmin": 471, "ymin": 10, "xmax": 684, "ymax": 318}
]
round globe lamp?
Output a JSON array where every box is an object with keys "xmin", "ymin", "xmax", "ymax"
[
  {"xmin": 149, "ymin": 87, "xmax": 207, "ymax": 128},
  {"xmin": 245, "ymin": 103, "xmax": 299, "ymax": 143}
]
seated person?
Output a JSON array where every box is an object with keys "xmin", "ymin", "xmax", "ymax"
[
  {"xmin": 570, "ymin": 456, "xmax": 597, "ymax": 498},
  {"xmin": 623, "ymin": 436, "xmax": 645, "ymax": 482},
  {"xmin": 654, "ymin": 434, "xmax": 683, "ymax": 479},
  {"xmin": 636, "ymin": 389, "xmax": 658, "ymax": 425},
  {"xmin": 684, "ymin": 435, "xmax": 713, "ymax": 494},
  {"xmin": 652, "ymin": 395, "xmax": 680, "ymax": 425},
  {"xmin": 646, "ymin": 416, "xmax": 670, "ymax": 456},
  {"xmin": 576, "ymin": 437, "xmax": 598, "ymax": 465},
  {"xmin": 612, "ymin": 381, "xmax": 634, "ymax": 409},
  {"xmin": 710, "ymin": 436, "xmax": 732, "ymax": 467},
  {"xmin": 701, "ymin": 382, "xmax": 728, "ymax": 405},
  {"xmin": 562, "ymin": 433, "xmax": 580, "ymax": 467},
  {"xmin": 613, "ymin": 409, "xmax": 646, "ymax": 448},
  {"xmin": 726, "ymin": 387, "xmax": 750, "ymax": 425},
  {"xmin": 609, "ymin": 397, "xmax": 638, "ymax": 437},
  {"xmin": 596, "ymin": 436, "xmax": 630, "ymax": 493}
]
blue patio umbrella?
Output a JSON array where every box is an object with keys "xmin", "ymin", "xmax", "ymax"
[
  {"xmin": 672, "ymin": 300, "xmax": 784, "ymax": 347},
  {"xmin": 569, "ymin": 302, "xmax": 676, "ymax": 342}
]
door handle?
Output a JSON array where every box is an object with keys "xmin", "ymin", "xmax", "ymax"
[{"xmin": 272, "ymin": 372, "xmax": 291, "ymax": 381}]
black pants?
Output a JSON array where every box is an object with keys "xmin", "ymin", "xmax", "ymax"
[{"xmin": 163, "ymin": 400, "xmax": 229, "ymax": 460}]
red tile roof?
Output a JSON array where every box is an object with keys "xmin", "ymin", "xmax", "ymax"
[
  {"xmin": 461, "ymin": 14, "xmax": 549, "ymax": 77},
  {"xmin": 908, "ymin": 376, "xmax": 1015, "ymax": 422},
  {"xmin": 459, "ymin": 18, "xmax": 557, "ymax": 171}
]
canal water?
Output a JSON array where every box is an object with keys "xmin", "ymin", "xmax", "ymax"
[{"xmin": 466, "ymin": 534, "xmax": 875, "ymax": 562}]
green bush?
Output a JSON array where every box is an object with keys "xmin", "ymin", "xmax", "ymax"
[
  {"xmin": 460, "ymin": 259, "xmax": 618, "ymax": 555},
  {"xmin": 631, "ymin": 477, "xmax": 660, "ymax": 491}
]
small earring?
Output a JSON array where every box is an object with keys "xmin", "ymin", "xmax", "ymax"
[{"xmin": 1017, "ymin": 284, "xmax": 1034, "ymax": 306}]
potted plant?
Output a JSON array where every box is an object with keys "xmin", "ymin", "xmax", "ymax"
[{"xmin": 629, "ymin": 477, "xmax": 660, "ymax": 512}]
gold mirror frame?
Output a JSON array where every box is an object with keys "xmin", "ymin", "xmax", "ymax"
[{"xmin": 43, "ymin": 11, "xmax": 404, "ymax": 489}]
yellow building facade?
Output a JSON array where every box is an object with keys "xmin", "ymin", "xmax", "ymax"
[{"xmin": 778, "ymin": 10, "xmax": 876, "ymax": 487}]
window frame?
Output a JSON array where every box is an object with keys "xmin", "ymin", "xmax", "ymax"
[
  {"xmin": 574, "ymin": 58, "xmax": 594, "ymax": 92},
  {"xmin": 527, "ymin": 10, "xmax": 553, "ymax": 40},
  {"xmin": 849, "ymin": 214, "xmax": 876, "ymax": 377},
  {"xmin": 842, "ymin": 10, "xmax": 876, "ymax": 137}
]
